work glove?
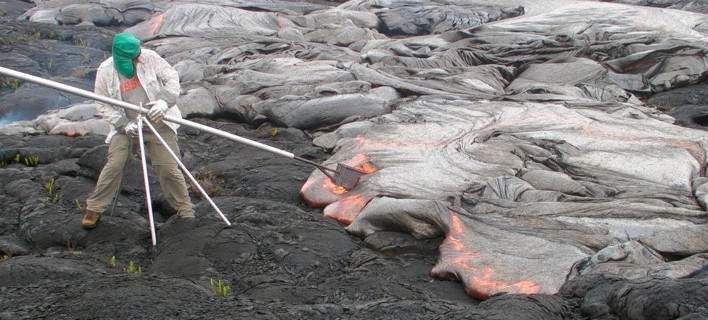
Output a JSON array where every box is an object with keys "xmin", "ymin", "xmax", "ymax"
[
  {"xmin": 124, "ymin": 121, "xmax": 139, "ymax": 137},
  {"xmin": 146, "ymin": 99, "xmax": 168, "ymax": 123}
]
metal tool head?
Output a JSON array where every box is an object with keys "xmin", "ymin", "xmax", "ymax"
[{"xmin": 334, "ymin": 163, "xmax": 365, "ymax": 190}]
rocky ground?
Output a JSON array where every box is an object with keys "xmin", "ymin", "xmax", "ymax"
[
  {"xmin": 1, "ymin": 0, "xmax": 708, "ymax": 319},
  {"xmin": 0, "ymin": 119, "xmax": 475, "ymax": 319}
]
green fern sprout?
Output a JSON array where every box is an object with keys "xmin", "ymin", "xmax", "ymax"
[
  {"xmin": 209, "ymin": 278, "xmax": 232, "ymax": 298},
  {"xmin": 74, "ymin": 37, "xmax": 87, "ymax": 48},
  {"xmin": 23, "ymin": 155, "xmax": 39, "ymax": 167},
  {"xmin": 1, "ymin": 79, "xmax": 22, "ymax": 92},
  {"xmin": 124, "ymin": 260, "xmax": 143, "ymax": 274},
  {"xmin": 44, "ymin": 178, "xmax": 61, "ymax": 204}
]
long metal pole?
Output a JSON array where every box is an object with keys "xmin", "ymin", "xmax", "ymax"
[
  {"xmin": 142, "ymin": 118, "xmax": 232, "ymax": 226},
  {"xmin": 136, "ymin": 115, "xmax": 158, "ymax": 247},
  {"xmin": 0, "ymin": 66, "xmax": 294, "ymax": 159}
]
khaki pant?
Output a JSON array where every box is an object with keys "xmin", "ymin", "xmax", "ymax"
[{"xmin": 86, "ymin": 126, "xmax": 194, "ymax": 217}]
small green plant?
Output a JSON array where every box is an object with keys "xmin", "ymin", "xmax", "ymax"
[
  {"xmin": 13, "ymin": 153, "xmax": 20, "ymax": 163},
  {"xmin": 0, "ymin": 9, "xmax": 7, "ymax": 17},
  {"xmin": 75, "ymin": 199, "xmax": 84, "ymax": 210},
  {"xmin": 44, "ymin": 178, "xmax": 61, "ymax": 204},
  {"xmin": 23, "ymin": 155, "xmax": 40, "ymax": 167},
  {"xmin": 66, "ymin": 240, "xmax": 80, "ymax": 256},
  {"xmin": 209, "ymin": 278, "xmax": 232, "ymax": 298},
  {"xmin": 74, "ymin": 37, "xmax": 87, "ymax": 48},
  {"xmin": 108, "ymin": 256, "xmax": 117, "ymax": 268},
  {"xmin": 0, "ymin": 253, "xmax": 11, "ymax": 262},
  {"xmin": 0, "ymin": 77, "xmax": 22, "ymax": 93},
  {"xmin": 9, "ymin": 79, "xmax": 21, "ymax": 92},
  {"xmin": 124, "ymin": 260, "xmax": 143, "ymax": 274},
  {"xmin": 270, "ymin": 127, "xmax": 278, "ymax": 137}
]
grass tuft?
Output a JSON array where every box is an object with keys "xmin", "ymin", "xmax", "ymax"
[
  {"xmin": 44, "ymin": 178, "xmax": 61, "ymax": 204},
  {"xmin": 23, "ymin": 155, "xmax": 40, "ymax": 167},
  {"xmin": 74, "ymin": 37, "xmax": 87, "ymax": 48},
  {"xmin": 0, "ymin": 78, "xmax": 21, "ymax": 92},
  {"xmin": 75, "ymin": 199, "xmax": 83, "ymax": 210},
  {"xmin": 124, "ymin": 260, "xmax": 143, "ymax": 274},
  {"xmin": 209, "ymin": 278, "xmax": 232, "ymax": 298}
]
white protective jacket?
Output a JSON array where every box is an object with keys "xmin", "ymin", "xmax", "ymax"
[{"xmin": 94, "ymin": 49, "xmax": 182, "ymax": 143}]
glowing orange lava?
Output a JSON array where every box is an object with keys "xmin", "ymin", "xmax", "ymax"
[
  {"xmin": 356, "ymin": 162, "xmax": 377, "ymax": 174},
  {"xmin": 324, "ymin": 178, "xmax": 348, "ymax": 195},
  {"xmin": 433, "ymin": 212, "xmax": 541, "ymax": 299},
  {"xmin": 323, "ymin": 195, "xmax": 371, "ymax": 225},
  {"xmin": 148, "ymin": 15, "xmax": 164, "ymax": 35},
  {"xmin": 301, "ymin": 154, "xmax": 378, "ymax": 223},
  {"xmin": 320, "ymin": 154, "xmax": 378, "ymax": 195},
  {"xmin": 345, "ymin": 154, "xmax": 378, "ymax": 173},
  {"xmin": 64, "ymin": 130, "xmax": 79, "ymax": 137}
]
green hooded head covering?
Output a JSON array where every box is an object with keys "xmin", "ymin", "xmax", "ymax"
[{"xmin": 112, "ymin": 32, "xmax": 141, "ymax": 78}]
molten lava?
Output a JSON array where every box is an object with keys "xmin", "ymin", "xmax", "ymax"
[
  {"xmin": 300, "ymin": 154, "xmax": 379, "ymax": 224},
  {"xmin": 301, "ymin": 154, "xmax": 378, "ymax": 203},
  {"xmin": 323, "ymin": 178, "xmax": 348, "ymax": 195},
  {"xmin": 323, "ymin": 195, "xmax": 372, "ymax": 225},
  {"xmin": 432, "ymin": 212, "xmax": 541, "ymax": 299},
  {"xmin": 148, "ymin": 14, "xmax": 164, "ymax": 35},
  {"xmin": 356, "ymin": 162, "xmax": 377, "ymax": 174}
]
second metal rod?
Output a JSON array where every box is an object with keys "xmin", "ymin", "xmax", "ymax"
[
  {"xmin": 142, "ymin": 118, "xmax": 232, "ymax": 226},
  {"xmin": 137, "ymin": 116, "xmax": 158, "ymax": 247}
]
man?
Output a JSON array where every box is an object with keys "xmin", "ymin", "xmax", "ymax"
[{"xmin": 81, "ymin": 32, "xmax": 194, "ymax": 229}]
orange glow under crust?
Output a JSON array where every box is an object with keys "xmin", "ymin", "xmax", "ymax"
[
  {"xmin": 323, "ymin": 195, "xmax": 372, "ymax": 225},
  {"xmin": 276, "ymin": 16, "xmax": 287, "ymax": 30},
  {"xmin": 324, "ymin": 178, "xmax": 348, "ymax": 195},
  {"xmin": 148, "ymin": 14, "xmax": 164, "ymax": 35},
  {"xmin": 356, "ymin": 162, "xmax": 377, "ymax": 174},
  {"xmin": 432, "ymin": 212, "xmax": 541, "ymax": 300},
  {"xmin": 345, "ymin": 153, "xmax": 378, "ymax": 174},
  {"xmin": 300, "ymin": 154, "xmax": 378, "ymax": 208},
  {"xmin": 300, "ymin": 171, "xmax": 340, "ymax": 208}
]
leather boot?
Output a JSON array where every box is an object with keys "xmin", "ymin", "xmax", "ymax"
[{"xmin": 81, "ymin": 209, "xmax": 102, "ymax": 229}]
